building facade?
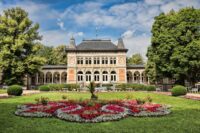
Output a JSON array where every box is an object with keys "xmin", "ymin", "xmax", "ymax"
[{"xmin": 30, "ymin": 37, "xmax": 148, "ymax": 86}]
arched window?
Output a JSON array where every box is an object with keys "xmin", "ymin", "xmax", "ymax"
[
  {"xmin": 94, "ymin": 71, "xmax": 100, "ymax": 81},
  {"xmin": 86, "ymin": 71, "xmax": 91, "ymax": 82},
  {"xmin": 46, "ymin": 72, "xmax": 52, "ymax": 83},
  {"xmin": 134, "ymin": 71, "xmax": 140, "ymax": 83},
  {"xmin": 77, "ymin": 71, "xmax": 83, "ymax": 81},
  {"xmin": 127, "ymin": 71, "xmax": 133, "ymax": 83},
  {"xmin": 38, "ymin": 72, "xmax": 44, "ymax": 84},
  {"xmin": 141, "ymin": 72, "xmax": 145, "ymax": 83},
  {"xmin": 102, "ymin": 71, "xmax": 108, "ymax": 82},
  {"xmin": 61, "ymin": 72, "xmax": 67, "ymax": 83},
  {"xmin": 53, "ymin": 72, "xmax": 60, "ymax": 83},
  {"xmin": 111, "ymin": 71, "xmax": 117, "ymax": 82}
]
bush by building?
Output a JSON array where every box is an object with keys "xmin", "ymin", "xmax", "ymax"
[
  {"xmin": 39, "ymin": 85, "xmax": 50, "ymax": 91},
  {"xmin": 171, "ymin": 85, "xmax": 187, "ymax": 96},
  {"xmin": 7, "ymin": 85, "xmax": 23, "ymax": 96}
]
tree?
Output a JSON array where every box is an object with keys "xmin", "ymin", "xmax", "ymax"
[
  {"xmin": 36, "ymin": 44, "xmax": 67, "ymax": 65},
  {"xmin": 36, "ymin": 44, "xmax": 55, "ymax": 65},
  {"xmin": 53, "ymin": 45, "xmax": 67, "ymax": 65},
  {"xmin": 0, "ymin": 7, "xmax": 46, "ymax": 85},
  {"xmin": 146, "ymin": 7, "xmax": 200, "ymax": 85},
  {"xmin": 127, "ymin": 53, "xmax": 144, "ymax": 65}
]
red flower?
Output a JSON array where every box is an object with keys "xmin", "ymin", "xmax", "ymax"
[
  {"xmin": 131, "ymin": 107, "xmax": 140, "ymax": 113},
  {"xmin": 105, "ymin": 104, "xmax": 125, "ymax": 113}
]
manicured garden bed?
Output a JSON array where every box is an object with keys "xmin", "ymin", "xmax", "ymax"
[
  {"xmin": 15, "ymin": 99, "xmax": 170, "ymax": 123},
  {"xmin": 0, "ymin": 92, "xmax": 200, "ymax": 133}
]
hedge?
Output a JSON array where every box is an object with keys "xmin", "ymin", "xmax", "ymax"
[
  {"xmin": 39, "ymin": 85, "xmax": 50, "ymax": 91},
  {"xmin": 38, "ymin": 84, "xmax": 79, "ymax": 91},
  {"xmin": 115, "ymin": 83, "xmax": 155, "ymax": 91},
  {"xmin": 171, "ymin": 85, "xmax": 187, "ymax": 96},
  {"xmin": 7, "ymin": 85, "xmax": 23, "ymax": 96}
]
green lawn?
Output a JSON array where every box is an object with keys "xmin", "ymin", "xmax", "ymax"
[
  {"xmin": 0, "ymin": 92, "xmax": 200, "ymax": 133},
  {"xmin": 0, "ymin": 89, "xmax": 6, "ymax": 94}
]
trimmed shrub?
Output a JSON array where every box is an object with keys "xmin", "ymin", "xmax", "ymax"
[
  {"xmin": 146, "ymin": 85, "xmax": 156, "ymax": 91},
  {"xmin": 48, "ymin": 84, "xmax": 63, "ymax": 91},
  {"xmin": 171, "ymin": 85, "xmax": 187, "ymax": 96},
  {"xmin": 131, "ymin": 84, "xmax": 146, "ymax": 91},
  {"xmin": 7, "ymin": 85, "xmax": 23, "ymax": 96},
  {"xmin": 62, "ymin": 84, "xmax": 79, "ymax": 91},
  {"xmin": 39, "ymin": 85, "xmax": 50, "ymax": 91}
]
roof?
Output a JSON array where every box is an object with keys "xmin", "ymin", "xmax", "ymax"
[
  {"xmin": 127, "ymin": 64, "xmax": 145, "ymax": 69},
  {"xmin": 41, "ymin": 65, "xmax": 67, "ymax": 69},
  {"xmin": 66, "ymin": 39, "xmax": 128, "ymax": 52}
]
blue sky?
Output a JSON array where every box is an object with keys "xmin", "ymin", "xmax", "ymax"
[{"xmin": 0, "ymin": 0, "xmax": 200, "ymax": 58}]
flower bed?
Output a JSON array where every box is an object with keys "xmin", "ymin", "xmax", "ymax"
[{"xmin": 15, "ymin": 100, "xmax": 171, "ymax": 123}]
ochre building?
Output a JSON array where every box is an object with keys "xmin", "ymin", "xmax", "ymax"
[{"xmin": 30, "ymin": 37, "xmax": 149, "ymax": 86}]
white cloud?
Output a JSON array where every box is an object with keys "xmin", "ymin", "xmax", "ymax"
[
  {"xmin": 40, "ymin": 30, "xmax": 84, "ymax": 46},
  {"xmin": 145, "ymin": 0, "xmax": 164, "ymax": 5},
  {"xmin": 1, "ymin": 0, "xmax": 200, "ymax": 59},
  {"xmin": 122, "ymin": 30, "xmax": 134, "ymax": 38},
  {"xmin": 57, "ymin": 19, "xmax": 65, "ymax": 31},
  {"xmin": 123, "ymin": 31, "xmax": 151, "ymax": 60}
]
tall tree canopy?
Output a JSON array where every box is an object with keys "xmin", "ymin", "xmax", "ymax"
[
  {"xmin": 127, "ymin": 53, "xmax": 144, "ymax": 65},
  {"xmin": 0, "ymin": 7, "xmax": 46, "ymax": 85},
  {"xmin": 146, "ymin": 7, "xmax": 200, "ymax": 85},
  {"xmin": 36, "ymin": 44, "xmax": 67, "ymax": 65}
]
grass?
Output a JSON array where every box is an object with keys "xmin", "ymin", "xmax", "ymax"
[
  {"xmin": 0, "ymin": 91, "xmax": 200, "ymax": 133},
  {"xmin": 0, "ymin": 89, "xmax": 6, "ymax": 94}
]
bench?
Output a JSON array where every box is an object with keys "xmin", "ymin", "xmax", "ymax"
[{"xmin": 190, "ymin": 88, "xmax": 198, "ymax": 93}]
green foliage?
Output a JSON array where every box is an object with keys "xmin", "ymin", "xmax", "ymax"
[
  {"xmin": 0, "ymin": 7, "xmax": 46, "ymax": 85},
  {"xmin": 146, "ymin": 7, "xmax": 200, "ymax": 84},
  {"xmin": 38, "ymin": 84, "xmax": 78, "ymax": 91},
  {"xmin": 7, "ymin": 85, "xmax": 23, "ymax": 96},
  {"xmin": 35, "ymin": 97, "xmax": 49, "ymax": 105},
  {"xmin": 1, "ymin": 92, "xmax": 200, "ymax": 132},
  {"xmin": 116, "ymin": 83, "xmax": 156, "ymax": 91},
  {"xmin": 145, "ymin": 85, "xmax": 156, "ymax": 91},
  {"xmin": 127, "ymin": 53, "xmax": 144, "ymax": 65},
  {"xmin": 39, "ymin": 85, "xmax": 50, "ymax": 91},
  {"xmin": 125, "ymin": 94, "xmax": 134, "ymax": 100},
  {"xmin": 171, "ymin": 85, "xmax": 187, "ymax": 96},
  {"xmin": 48, "ymin": 84, "xmax": 63, "ymax": 91},
  {"xmin": 136, "ymin": 98, "xmax": 145, "ymax": 105},
  {"xmin": 145, "ymin": 96, "xmax": 153, "ymax": 103},
  {"xmin": 62, "ymin": 95, "xmax": 67, "ymax": 100},
  {"xmin": 87, "ymin": 82, "xmax": 98, "ymax": 100},
  {"xmin": 62, "ymin": 84, "xmax": 78, "ymax": 91},
  {"xmin": 36, "ymin": 44, "xmax": 67, "ymax": 65}
]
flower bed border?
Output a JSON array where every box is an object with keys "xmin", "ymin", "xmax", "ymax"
[{"xmin": 15, "ymin": 100, "xmax": 171, "ymax": 123}]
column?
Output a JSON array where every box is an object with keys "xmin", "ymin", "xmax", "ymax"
[
  {"xmin": 140, "ymin": 72, "xmax": 142, "ymax": 84},
  {"xmin": 148, "ymin": 77, "xmax": 150, "ymax": 84},
  {"xmin": 60, "ymin": 73, "xmax": 62, "ymax": 84},
  {"xmin": 44, "ymin": 73, "xmax": 46, "ymax": 84},
  {"xmin": 108, "ymin": 69, "xmax": 111, "ymax": 83},
  {"xmin": 36, "ymin": 73, "xmax": 38, "ymax": 85},
  {"xmin": 52, "ymin": 73, "xmax": 54, "ymax": 84}
]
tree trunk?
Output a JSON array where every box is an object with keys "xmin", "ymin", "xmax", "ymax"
[{"xmin": 26, "ymin": 74, "xmax": 30, "ymax": 90}]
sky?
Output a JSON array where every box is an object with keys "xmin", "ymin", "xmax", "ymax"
[{"xmin": 0, "ymin": 0, "xmax": 200, "ymax": 59}]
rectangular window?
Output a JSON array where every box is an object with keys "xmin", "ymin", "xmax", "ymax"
[
  {"xmin": 85, "ymin": 58, "xmax": 88, "ymax": 64},
  {"xmin": 97, "ymin": 57, "xmax": 100, "ymax": 64},
  {"xmin": 105, "ymin": 57, "xmax": 108, "ymax": 64},
  {"xmin": 102, "ymin": 57, "xmax": 105, "ymax": 64},
  {"xmin": 88, "ymin": 57, "xmax": 92, "ymax": 64},
  {"xmin": 110, "ymin": 57, "xmax": 113, "ymax": 64},
  {"xmin": 113, "ymin": 57, "xmax": 116, "ymax": 64},
  {"xmin": 94, "ymin": 57, "xmax": 97, "ymax": 64}
]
